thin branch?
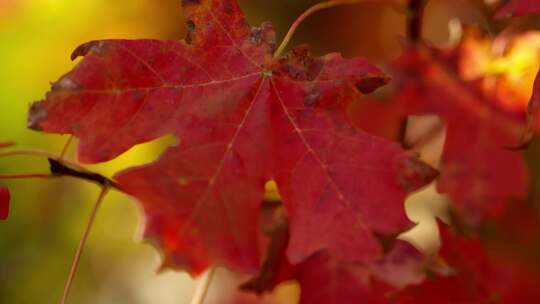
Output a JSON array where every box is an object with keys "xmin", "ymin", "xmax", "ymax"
[
  {"xmin": 274, "ymin": 0, "xmax": 371, "ymax": 58},
  {"xmin": 400, "ymin": 0, "xmax": 427, "ymax": 147},
  {"xmin": 0, "ymin": 141, "xmax": 15, "ymax": 149},
  {"xmin": 407, "ymin": 0, "xmax": 426, "ymax": 43},
  {"xmin": 48, "ymin": 159, "xmax": 119, "ymax": 189},
  {"xmin": 61, "ymin": 187, "xmax": 109, "ymax": 304},
  {"xmin": 190, "ymin": 268, "xmax": 216, "ymax": 304},
  {"xmin": 0, "ymin": 149, "xmax": 85, "ymax": 171},
  {"xmin": 0, "ymin": 173, "xmax": 56, "ymax": 180},
  {"xmin": 0, "ymin": 149, "xmax": 119, "ymax": 189}
]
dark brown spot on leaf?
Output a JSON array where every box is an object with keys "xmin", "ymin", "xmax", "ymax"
[
  {"xmin": 185, "ymin": 20, "xmax": 196, "ymax": 45},
  {"xmin": 27, "ymin": 101, "xmax": 48, "ymax": 130},
  {"xmin": 52, "ymin": 77, "xmax": 80, "ymax": 92},
  {"xmin": 304, "ymin": 88, "xmax": 320, "ymax": 107},
  {"xmin": 250, "ymin": 27, "xmax": 264, "ymax": 46},
  {"xmin": 397, "ymin": 156, "xmax": 438, "ymax": 192},
  {"xmin": 276, "ymin": 46, "xmax": 324, "ymax": 81}
]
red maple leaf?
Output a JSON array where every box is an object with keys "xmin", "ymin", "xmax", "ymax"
[
  {"xmin": 0, "ymin": 186, "xmax": 9, "ymax": 220},
  {"xmin": 496, "ymin": 0, "xmax": 540, "ymax": 18},
  {"xmin": 392, "ymin": 29, "xmax": 529, "ymax": 223},
  {"xmin": 28, "ymin": 0, "xmax": 436, "ymax": 275}
]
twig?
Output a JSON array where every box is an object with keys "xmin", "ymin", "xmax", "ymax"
[
  {"xmin": 60, "ymin": 186, "xmax": 109, "ymax": 304},
  {"xmin": 49, "ymin": 159, "xmax": 119, "ymax": 189},
  {"xmin": 0, "ymin": 149, "xmax": 85, "ymax": 171},
  {"xmin": 0, "ymin": 149, "xmax": 119, "ymax": 190},
  {"xmin": 0, "ymin": 173, "xmax": 56, "ymax": 180},
  {"xmin": 190, "ymin": 268, "xmax": 216, "ymax": 304},
  {"xmin": 274, "ymin": 0, "xmax": 370, "ymax": 58},
  {"xmin": 0, "ymin": 141, "xmax": 15, "ymax": 149},
  {"xmin": 0, "ymin": 148, "xmax": 60, "ymax": 160},
  {"xmin": 400, "ymin": 0, "xmax": 427, "ymax": 146},
  {"xmin": 407, "ymin": 0, "xmax": 426, "ymax": 43}
]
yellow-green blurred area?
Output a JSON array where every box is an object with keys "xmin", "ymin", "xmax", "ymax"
[{"xmin": 0, "ymin": 0, "xmax": 534, "ymax": 303}]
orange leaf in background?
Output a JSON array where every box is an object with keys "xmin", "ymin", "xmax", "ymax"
[
  {"xmin": 459, "ymin": 30, "xmax": 540, "ymax": 112},
  {"xmin": 393, "ymin": 28, "xmax": 532, "ymax": 224},
  {"xmin": 28, "ymin": 0, "xmax": 436, "ymax": 276},
  {"xmin": 0, "ymin": 186, "xmax": 9, "ymax": 220}
]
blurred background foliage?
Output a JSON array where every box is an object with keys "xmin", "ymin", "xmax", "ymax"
[{"xmin": 0, "ymin": 0, "xmax": 538, "ymax": 303}]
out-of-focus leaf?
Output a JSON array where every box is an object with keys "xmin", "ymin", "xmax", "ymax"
[
  {"xmin": 395, "ymin": 222, "xmax": 540, "ymax": 303},
  {"xmin": 393, "ymin": 28, "xmax": 532, "ymax": 224},
  {"xmin": 496, "ymin": 0, "xmax": 540, "ymax": 18}
]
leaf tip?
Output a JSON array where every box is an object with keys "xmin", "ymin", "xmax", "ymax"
[{"xmin": 71, "ymin": 41, "xmax": 107, "ymax": 61}]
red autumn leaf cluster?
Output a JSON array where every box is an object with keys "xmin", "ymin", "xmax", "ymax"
[{"xmin": 13, "ymin": 0, "xmax": 540, "ymax": 303}]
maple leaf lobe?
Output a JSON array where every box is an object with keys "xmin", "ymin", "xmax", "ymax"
[{"xmin": 71, "ymin": 40, "xmax": 110, "ymax": 61}]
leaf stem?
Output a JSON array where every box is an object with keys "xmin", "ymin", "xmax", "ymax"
[
  {"xmin": 190, "ymin": 268, "xmax": 216, "ymax": 304},
  {"xmin": 274, "ymin": 0, "xmax": 368, "ymax": 59},
  {"xmin": 60, "ymin": 135, "xmax": 74, "ymax": 161},
  {"xmin": 60, "ymin": 186, "xmax": 109, "ymax": 304}
]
